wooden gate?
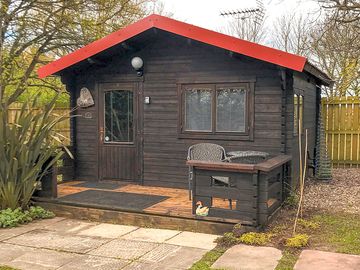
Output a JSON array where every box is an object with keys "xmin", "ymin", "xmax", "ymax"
[{"xmin": 322, "ymin": 96, "xmax": 360, "ymax": 167}]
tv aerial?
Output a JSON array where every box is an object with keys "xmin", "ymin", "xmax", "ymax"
[{"xmin": 220, "ymin": 0, "xmax": 265, "ymax": 25}]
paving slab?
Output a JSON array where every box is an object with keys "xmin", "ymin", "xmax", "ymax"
[
  {"xmin": 212, "ymin": 244, "xmax": 282, "ymax": 270},
  {"xmin": 0, "ymin": 242, "xmax": 35, "ymax": 265},
  {"xmin": 139, "ymin": 243, "xmax": 181, "ymax": 263},
  {"xmin": 88, "ymin": 239, "xmax": 159, "ymax": 260},
  {"xmin": 0, "ymin": 225, "xmax": 37, "ymax": 242},
  {"xmin": 5, "ymin": 229, "xmax": 108, "ymax": 253},
  {"xmin": 45, "ymin": 218, "xmax": 97, "ymax": 234},
  {"xmin": 78, "ymin": 223, "xmax": 138, "ymax": 238},
  {"xmin": 0, "ymin": 218, "xmax": 66, "ymax": 242},
  {"xmin": 124, "ymin": 246, "xmax": 207, "ymax": 270},
  {"xmin": 6, "ymin": 247, "xmax": 78, "ymax": 270},
  {"xmin": 58, "ymin": 255, "xmax": 129, "ymax": 270},
  {"xmin": 294, "ymin": 250, "xmax": 360, "ymax": 270},
  {"xmin": 121, "ymin": 228, "xmax": 181, "ymax": 242},
  {"xmin": 165, "ymin": 231, "xmax": 218, "ymax": 250}
]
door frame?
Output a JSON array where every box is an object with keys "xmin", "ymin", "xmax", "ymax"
[{"xmin": 97, "ymin": 80, "xmax": 144, "ymax": 183}]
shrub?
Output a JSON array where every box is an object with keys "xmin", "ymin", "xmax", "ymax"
[
  {"xmin": 28, "ymin": 206, "xmax": 55, "ymax": 219},
  {"xmin": 215, "ymin": 232, "xmax": 239, "ymax": 248},
  {"xmin": 0, "ymin": 95, "xmax": 72, "ymax": 210},
  {"xmin": 284, "ymin": 193, "xmax": 299, "ymax": 208},
  {"xmin": 285, "ymin": 234, "xmax": 309, "ymax": 248},
  {"xmin": 239, "ymin": 232, "xmax": 273, "ymax": 246},
  {"xmin": 298, "ymin": 219, "xmax": 320, "ymax": 230},
  {"xmin": 0, "ymin": 206, "xmax": 54, "ymax": 228},
  {"xmin": 232, "ymin": 223, "xmax": 245, "ymax": 237}
]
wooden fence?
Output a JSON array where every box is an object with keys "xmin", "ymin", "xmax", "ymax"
[
  {"xmin": 322, "ymin": 96, "xmax": 360, "ymax": 167},
  {"xmin": 7, "ymin": 103, "xmax": 71, "ymax": 144}
]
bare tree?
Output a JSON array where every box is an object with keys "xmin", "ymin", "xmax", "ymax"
[
  {"xmin": 272, "ymin": 13, "xmax": 313, "ymax": 56},
  {"xmin": 319, "ymin": 0, "xmax": 360, "ymax": 22},
  {"xmin": 0, "ymin": 0, "xmax": 151, "ymax": 105},
  {"xmin": 225, "ymin": 15, "xmax": 267, "ymax": 43},
  {"xmin": 310, "ymin": 13, "xmax": 360, "ymax": 96},
  {"xmin": 221, "ymin": 1, "xmax": 267, "ymax": 43}
]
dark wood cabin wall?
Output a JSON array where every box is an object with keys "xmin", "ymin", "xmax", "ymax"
[
  {"xmin": 73, "ymin": 76, "xmax": 99, "ymax": 181},
  {"xmin": 290, "ymin": 72, "xmax": 318, "ymax": 186},
  {"xmin": 71, "ymin": 33, "xmax": 285, "ymax": 188}
]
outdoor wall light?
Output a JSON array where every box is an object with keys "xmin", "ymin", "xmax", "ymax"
[{"xmin": 131, "ymin": 56, "xmax": 144, "ymax": 76}]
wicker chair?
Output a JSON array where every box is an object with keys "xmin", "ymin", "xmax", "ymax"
[{"xmin": 187, "ymin": 143, "xmax": 232, "ymax": 207}]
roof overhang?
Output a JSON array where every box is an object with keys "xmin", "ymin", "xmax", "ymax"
[{"xmin": 37, "ymin": 14, "xmax": 330, "ymax": 85}]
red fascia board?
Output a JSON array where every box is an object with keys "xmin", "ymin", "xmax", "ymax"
[{"xmin": 37, "ymin": 14, "xmax": 307, "ymax": 79}]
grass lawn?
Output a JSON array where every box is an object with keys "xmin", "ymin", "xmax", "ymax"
[
  {"xmin": 0, "ymin": 266, "xmax": 18, "ymax": 270},
  {"xmin": 311, "ymin": 213, "xmax": 360, "ymax": 255},
  {"xmin": 189, "ymin": 248, "xmax": 226, "ymax": 270},
  {"xmin": 192, "ymin": 209, "xmax": 360, "ymax": 270}
]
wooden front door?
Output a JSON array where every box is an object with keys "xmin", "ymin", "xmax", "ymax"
[{"xmin": 99, "ymin": 82, "xmax": 140, "ymax": 181}]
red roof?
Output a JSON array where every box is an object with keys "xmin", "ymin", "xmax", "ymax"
[{"xmin": 38, "ymin": 14, "xmax": 307, "ymax": 79}]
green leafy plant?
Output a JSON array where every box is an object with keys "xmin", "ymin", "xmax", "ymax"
[
  {"xmin": 0, "ymin": 94, "xmax": 72, "ymax": 210},
  {"xmin": 239, "ymin": 232, "xmax": 273, "ymax": 246},
  {"xmin": 284, "ymin": 192, "xmax": 299, "ymax": 208},
  {"xmin": 215, "ymin": 232, "xmax": 239, "ymax": 248},
  {"xmin": 0, "ymin": 206, "xmax": 54, "ymax": 228},
  {"xmin": 232, "ymin": 223, "xmax": 245, "ymax": 237},
  {"xmin": 28, "ymin": 206, "xmax": 55, "ymax": 219},
  {"xmin": 285, "ymin": 234, "xmax": 309, "ymax": 248},
  {"xmin": 298, "ymin": 219, "xmax": 320, "ymax": 230}
]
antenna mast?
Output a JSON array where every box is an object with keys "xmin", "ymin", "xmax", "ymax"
[{"xmin": 220, "ymin": 0, "xmax": 265, "ymax": 26}]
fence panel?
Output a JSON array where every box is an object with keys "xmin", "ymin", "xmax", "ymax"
[
  {"xmin": 7, "ymin": 103, "xmax": 71, "ymax": 144},
  {"xmin": 322, "ymin": 96, "xmax": 360, "ymax": 167}
]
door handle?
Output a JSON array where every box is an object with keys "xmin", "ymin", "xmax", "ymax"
[{"xmin": 99, "ymin": 127, "xmax": 104, "ymax": 142}]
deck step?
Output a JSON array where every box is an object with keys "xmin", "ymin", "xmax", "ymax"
[{"xmin": 34, "ymin": 200, "xmax": 255, "ymax": 235}]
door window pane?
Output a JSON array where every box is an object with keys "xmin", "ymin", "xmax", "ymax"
[
  {"xmin": 185, "ymin": 88, "xmax": 212, "ymax": 131},
  {"xmin": 104, "ymin": 90, "xmax": 133, "ymax": 142},
  {"xmin": 216, "ymin": 87, "xmax": 246, "ymax": 132}
]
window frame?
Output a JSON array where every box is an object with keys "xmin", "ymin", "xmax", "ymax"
[{"xmin": 178, "ymin": 82, "xmax": 254, "ymax": 141}]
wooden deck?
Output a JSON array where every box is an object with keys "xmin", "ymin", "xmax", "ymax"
[
  {"xmin": 56, "ymin": 181, "xmax": 230, "ymax": 218},
  {"xmin": 34, "ymin": 181, "xmax": 239, "ymax": 234}
]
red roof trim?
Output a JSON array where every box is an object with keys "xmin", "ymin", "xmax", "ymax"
[{"xmin": 37, "ymin": 14, "xmax": 307, "ymax": 79}]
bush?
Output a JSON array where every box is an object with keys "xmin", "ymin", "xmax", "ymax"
[
  {"xmin": 285, "ymin": 234, "xmax": 309, "ymax": 248},
  {"xmin": 0, "ymin": 206, "xmax": 54, "ymax": 228},
  {"xmin": 215, "ymin": 232, "xmax": 239, "ymax": 248},
  {"xmin": 239, "ymin": 232, "xmax": 273, "ymax": 246},
  {"xmin": 232, "ymin": 223, "xmax": 245, "ymax": 237},
  {"xmin": 284, "ymin": 193, "xmax": 299, "ymax": 208},
  {"xmin": 0, "ymin": 95, "xmax": 72, "ymax": 210},
  {"xmin": 298, "ymin": 219, "xmax": 320, "ymax": 230}
]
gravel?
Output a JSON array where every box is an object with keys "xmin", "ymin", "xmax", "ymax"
[{"xmin": 303, "ymin": 168, "xmax": 360, "ymax": 214}]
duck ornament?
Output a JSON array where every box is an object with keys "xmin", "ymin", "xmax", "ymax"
[{"xmin": 196, "ymin": 201, "xmax": 209, "ymax": 216}]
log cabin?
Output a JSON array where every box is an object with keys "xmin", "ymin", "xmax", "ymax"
[{"xmin": 36, "ymin": 14, "xmax": 332, "ymax": 231}]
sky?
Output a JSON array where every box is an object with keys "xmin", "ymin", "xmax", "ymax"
[{"xmin": 158, "ymin": 0, "xmax": 321, "ymax": 37}]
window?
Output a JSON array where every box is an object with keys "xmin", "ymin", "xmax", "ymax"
[
  {"xmin": 216, "ymin": 87, "xmax": 246, "ymax": 132},
  {"xmin": 180, "ymin": 83, "xmax": 253, "ymax": 140},
  {"xmin": 104, "ymin": 90, "xmax": 133, "ymax": 143},
  {"xmin": 293, "ymin": 94, "xmax": 304, "ymax": 136},
  {"xmin": 185, "ymin": 87, "xmax": 212, "ymax": 131}
]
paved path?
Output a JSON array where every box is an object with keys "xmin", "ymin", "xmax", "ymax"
[
  {"xmin": 294, "ymin": 250, "xmax": 360, "ymax": 270},
  {"xmin": 212, "ymin": 244, "xmax": 282, "ymax": 270},
  {"xmin": 0, "ymin": 217, "xmax": 218, "ymax": 270}
]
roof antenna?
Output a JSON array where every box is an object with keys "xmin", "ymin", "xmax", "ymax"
[{"xmin": 220, "ymin": 0, "xmax": 265, "ymax": 26}]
